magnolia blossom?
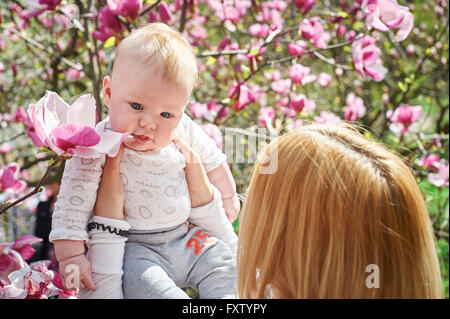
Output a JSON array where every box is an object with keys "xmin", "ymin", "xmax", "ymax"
[
  {"xmin": 386, "ymin": 105, "xmax": 422, "ymax": 136},
  {"xmin": 0, "ymin": 143, "xmax": 12, "ymax": 154},
  {"xmin": 107, "ymin": 0, "xmax": 142, "ymax": 22},
  {"xmin": 289, "ymin": 94, "xmax": 316, "ymax": 113},
  {"xmin": 288, "ymin": 40, "xmax": 308, "ymax": 57},
  {"xmin": 0, "ymin": 163, "xmax": 27, "ymax": 195},
  {"xmin": 314, "ymin": 111, "xmax": 343, "ymax": 125},
  {"xmin": 294, "ymin": 0, "xmax": 316, "ymax": 14},
  {"xmin": 228, "ymin": 82, "xmax": 255, "ymax": 111},
  {"xmin": 361, "ymin": 0, "xmax": 414, "ymax": 42},
  {"xmin": 271, "ymin": 79, "xmax": 291, "ymax": 95},
  {"xmin": 417, "ymin": 154, "xmax": 440, "ymax": 171},
  {"xmin": 249, "ymin": 24, "xmax": 271, "ymax": 38},
  {"xmin": 317, "ymin": 72, "xmax": 332, "ymax": 87},
  {"xmin": 344, "ymin": 93, "xmax": 366, "ymax": 121},
  {"xmin": 299, "ymin": 17, "xmax": 331, "ymax": 48},
  {"xmin": 428, "ymin": 163, "xmax": 449, "ymax": 188},
  {"xmin": 27, "ymin": 91, "xmax": 126, "ymax": 158},
  {"xmin": 352, "ymin": 35, "xmax": 387, "ymax": 82},
  {"xmin": 0, "ymin": 236, "xmax": 42, "ymax": 284},
  {"xmin": 189, "ymin": 102, "xmax": 208, "ymax": 119},
  {"xmin": 93, "ymin": 7, "xmax": 125, "ymax": 42},
  {"xmin": 202, "ymin": 123, "xmax": 223, "ymax": 150},
  {"xmin": 289, "ymin": 64, "xmax": 317, "ymax": 85},
  {"xmin": 259, "ymin": 107, "xmax": 276, "ymax": 128},
  {"xmin": 207, "ymin": 0, "xmax": 250, "ymax": 23},
  {"xmin": 159, "ymin": 1, "xmax": 172, "ymax": 24}
]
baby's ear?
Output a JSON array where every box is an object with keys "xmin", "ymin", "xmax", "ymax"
[{"xmin": 102, "ymin": 76, "xmax": 112, "ymax": 108}]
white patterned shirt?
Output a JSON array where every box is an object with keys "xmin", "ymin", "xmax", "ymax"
[{"xmin": 49, "ymin": 114, "xmax": 235, "ymax": 248}]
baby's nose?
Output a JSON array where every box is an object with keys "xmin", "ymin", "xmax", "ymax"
[{"xmin": 139, "ymin": 115, "xmax": 157, "ymax": 130}]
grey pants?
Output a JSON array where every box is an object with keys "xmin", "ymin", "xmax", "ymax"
[{"xmin": 122, "ymin": 222, "xmax": 236, "ymax": 299}]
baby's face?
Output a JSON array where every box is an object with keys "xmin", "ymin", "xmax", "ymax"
[{"xmin": 102, "ymin": 61, "xmax": 191, "ymax": 152}]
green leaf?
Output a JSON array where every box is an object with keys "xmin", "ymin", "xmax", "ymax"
[
  {"xmin": 104, "ymin": 36, "xmax": 116, "ymax": 48},
  {"xmin": 250, "ymin": 48, "xmax": 259, "ymax": 56},
  {"xmin": 398, "ymin": 81, "xmax": 408, "ymax": 92},
  {"xmin": 206, "ymin": 57, "xmax": 217, "ymax": 66}
]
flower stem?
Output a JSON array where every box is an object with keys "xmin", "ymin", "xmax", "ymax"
[{"xmin": 0, "ymin": 156, "xmax": 64, "ymax": 215}]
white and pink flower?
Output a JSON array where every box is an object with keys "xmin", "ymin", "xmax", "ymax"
[
  {"xmin": 27, "ymin": 91, "xmax": 126, "ymax": 158},
  {"xmin": 361, "ymin": 0, "xmax": 414, "ymax": 42},
  {"xmin": 352, "ymin": 35, "xmax": 387, "ymax": 82}
]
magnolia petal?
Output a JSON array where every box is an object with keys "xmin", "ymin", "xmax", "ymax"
[
  {"xmin": 12, "ymin": 236, "xmax": 43, "ymax": 250},
  {"xmin": 1, "ymin": 285, "xmax": 28, "ymax": 299},
  {"xmin": 67, "ymin": 94, "xmax": 97, "ymax": 128},
  {"xmin": 89, "ymin": 131, "xmax": 127, "ymax": 157},
  {"xmin": 50, "ymin": 123, "xmax": 101, "ymax": 151}
]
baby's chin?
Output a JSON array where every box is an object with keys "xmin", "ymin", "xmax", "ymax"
[{"xmin": 124, "ymin": 138, "xmax": 167, "ymax": 152}]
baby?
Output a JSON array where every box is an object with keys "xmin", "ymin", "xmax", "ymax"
[{"xmin": 49, "ymin": 23, "xmax": 239, "ymax": 298}]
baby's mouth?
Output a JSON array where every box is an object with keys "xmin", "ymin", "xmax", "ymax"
[{"xmin": 130, "ymin": 134, "xmax": 154, "ymax": 143}]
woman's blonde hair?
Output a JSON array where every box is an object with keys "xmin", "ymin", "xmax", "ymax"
[
  {"xmin": 112, "ymin": 23, "xmax": 199, "ymax": 91},
  {"xmin": 237, "ymin": 124, "xmax": 443, "ymax": 298}
]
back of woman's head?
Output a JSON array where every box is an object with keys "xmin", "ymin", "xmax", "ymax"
[{"xmin": 237, "ymin": 124, "xmax": 442, "ymax": 298}]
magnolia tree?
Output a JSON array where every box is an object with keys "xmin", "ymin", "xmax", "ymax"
[{"xmin": 0, "ymin": 0, "xmax": 448, "ymax": 298}]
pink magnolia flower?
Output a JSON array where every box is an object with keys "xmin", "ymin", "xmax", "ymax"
[
  {"xmin": 288, "ymin": 40, "xmax": 308, "ymax": 57},
  {"xmin": 299, "ymin": 17, "xmax": 331, "ymax": 48},
  {"xmin": 228, "ymin": 82, "xmax": 255, "ymax": 111},
  {"xmin": 207, "ymin": 99, "xmax": 229, "ymax": 119},
  {"xmin": 1, "ymin": 263, "xmax": 74, "ymax": 299},
  {"xmin": 249, "ymin": 24, "xmax": 271, "ymax": 38},
  {"xmin": 27, "ymin": 91, "xmax": 126, "ymax": 158},
  {"xmin": 0, "ymin": 143, "xmax": 12, "ymax": 154},
  {"xmin": 289, "ymin": 94, "xmax": 316, "ymax": 113},
  {"xmin": 361, "ymin": 0, "xmax": 414, "ymax": 42},
  {"xmin": 107, "ymin": 0, "xmax": 142, "ymax": 22},
  {"xmin": 93, "ymin": 7, "xmax": 126, "ymax": 42},
  {"xmin": 294, "ymin": 0, "xmax": 316, "ymax": 15},
  {"xmin": 259, "ymin": 107, "xmax": 275, "ymax": 128},
  {"xmin": 344, "ymin": 93, "xmax": 366, "ymax": 121},
  {"xmin": 271, "ymin": 79, "xmax": 291, "ymax": 95},
  {"xmin": 317, "ymin": 72, "xmax": 332, "ymax": 87},
  {"xmin": 417, "ymin": 154, "xmax": 440, "ymax": 171},
  {"xmin": 314, "ymin": 111, "xmax": 343, "ymax": 125},
  {"xmin": 159, "ymin": 1, "xmax": 172, "ymax": 24},
  {"xmin": 14, "ymin": 107, "xmax": 28, "ymax": 123},
  {"xmin": 189, "ymin": 102, "xmax": 208, "ymax": 119},
  {"xmin": 428, "ymin": 163, "xmax": 449, "ymax": 188},
  {"xmin": 64, "ymin": 67, "xmax": 84, "ymax": 81},
  {"xmin": 202, "ymin": 124, "xmax": 223, "ymax": 150},
  {"xmin": 289, "ymin": 64, "xmax": 317, "ymax": 85},
  {"xmin": 352, "ymin": 35, "xmax": 387, "ymax": 82},
  {"xmin": 386, "ymin": 105, "xmax": 422, "ymax": 136},
  {"xmin": 39, "ymin": 0, "xmax": 61, "ymax": 10},
  {"xmin": 0, "ymin": 163, "xmax": 27, "ymax": 195}
]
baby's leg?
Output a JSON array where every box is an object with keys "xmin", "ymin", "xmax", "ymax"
[
  {"xmin": 183, "ymin": 227, "xmax": 237, "ymax": 298},
  {"xmin": 78, "ymin": 216, "xmax": 130, "ymax": 299},
  {"xmin": 122, "ymin": 241, "xmax": 190, "ymax": 299}
]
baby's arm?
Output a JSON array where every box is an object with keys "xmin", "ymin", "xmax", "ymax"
[
  {"xmin": 50, "ymin": 153, "xmax": 106, "ymax": 291},
  {"xmin": 77, "ymin": 145, "xmax": 129, "ymax": 299},
  {"xmin": 179, "ymin": 114, "xmax": 240, "ymax": 222}
]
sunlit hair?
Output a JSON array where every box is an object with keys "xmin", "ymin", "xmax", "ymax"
[
  {"xmin": 237, "ymin": 124, "xmax": 443, "ymax": 298},
  {"xmin": 111, "ymin": 23, "xmax": 199, "ymax": 91}
]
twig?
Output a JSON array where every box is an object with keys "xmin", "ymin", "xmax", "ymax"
[{"xmin": 0, "ymin": 156, "xmax": 64, "ymax": 215}]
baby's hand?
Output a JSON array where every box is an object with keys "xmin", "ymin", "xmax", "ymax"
[
  {"xmin": 172, "ymin": 135, "xmax": 214, "ymax": 208},
  {"xmin": 58, "ymin": 254, "xmax": 96, "ymax": 291}
]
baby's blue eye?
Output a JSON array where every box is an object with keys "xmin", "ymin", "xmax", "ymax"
[
  {"xmin": 160, "ymin": 112, "xmax": 171, "ymax": 118},
  {"xmin": 130, "ymin": 102, "xmax": 142, "ymax": 110}
]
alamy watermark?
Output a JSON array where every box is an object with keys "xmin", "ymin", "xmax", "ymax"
[{"xmin": 365, "ymin": 264, "xmax": 380, "ymax": 289}]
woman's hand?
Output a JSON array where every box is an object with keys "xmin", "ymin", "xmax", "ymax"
[
  {"xmin": 172, "ymin": 135, "xmax": 214, "ymax": 208},
  {"xmin": 93, "ymin": 145, "xmax": 125, "ymax": 219}
]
